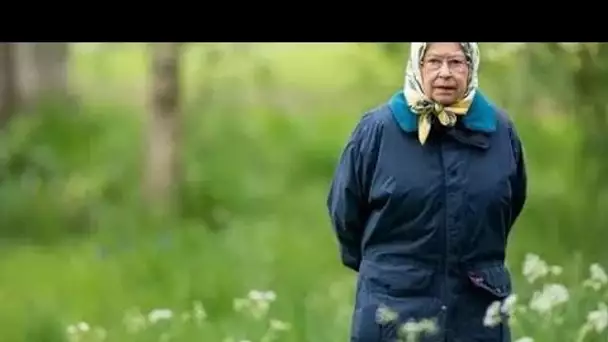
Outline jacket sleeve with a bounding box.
[509,125,527,226]
[326,118,374,272]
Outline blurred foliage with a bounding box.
[0,43,607,342]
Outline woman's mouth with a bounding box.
[434,86,456,93]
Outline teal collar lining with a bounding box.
[388,90,497,133]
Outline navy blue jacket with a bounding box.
[327,90,527,342]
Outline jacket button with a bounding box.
[441,305,447,311]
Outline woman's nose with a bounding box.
[437,62,452,77]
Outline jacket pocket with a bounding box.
[359,260,434,298]
[463,263,513,342]
[467,262,512,299]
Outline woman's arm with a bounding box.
[327,114,378,272]
[327,139,367,271]
[509,124,528,227]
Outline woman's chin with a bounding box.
[431,93,458,106]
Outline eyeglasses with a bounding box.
[421,56,469,73]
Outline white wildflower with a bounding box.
[501,294,518,316]
[398,318,438,342]
[583,281,602,291]
[76,322,90,332]
[375,304,398,325]
[248,290,276,302]
[123,307,147,333]
[148,308,173,324]
[529,283,569,314]
[590,264,608,284]
[65,321,106,342]
[417,318,438,335]
[483,300,502,327]
[269,319,291,331]
[66,321,90,335]
[260,318,292,342]
[193,301,207,323]
[233,298,249,312]
[522,253,549,283]
[401,320,421,342]
[234,289,277,319]
[66,325,78,335]
[586,302,608,333]
[584,263,608,291]
[514,337,534,342]
[549,265,563,276]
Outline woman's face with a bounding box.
[420,43,470,106]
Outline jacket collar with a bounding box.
[388,90,497,134]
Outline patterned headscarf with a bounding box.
[403,42,480,145]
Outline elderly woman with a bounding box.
[327,42,527,342]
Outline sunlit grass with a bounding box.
[6,243,606,342]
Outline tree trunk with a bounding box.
[0,43,18,128]
[574,44,608,187]
[143,43,183,206]
[16,43,69,107]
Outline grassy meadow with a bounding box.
[0,43,606,342]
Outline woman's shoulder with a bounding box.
[491,105,522,141]
[493,107,516,130]
[359,102,394,130]
[348,102,394,149]
[485,103,524,158]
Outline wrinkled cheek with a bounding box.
[461,76,472,93]
[458,87,468,100]
[420,73,434,94]
[422,82,436,99]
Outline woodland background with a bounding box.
[0,43,606,342]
